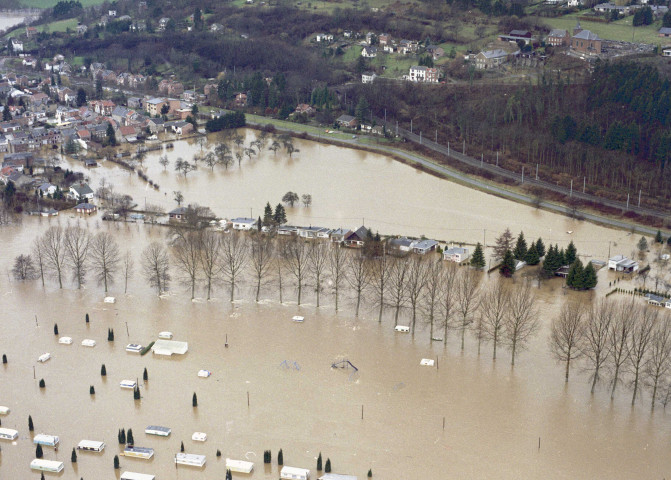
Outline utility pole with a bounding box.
[570,179,573,197]
[410,118,413,133]
[435,129,437,143]
[626,193,630,210]
[419,131,422,144]
[496,151,499,167]
[447,142,450,156]
[583,177,586,194]
[462,140,465,155]
[535,163,538,180]
[481,153,483,167]
[521,166,524,183]
[638,189,641,207]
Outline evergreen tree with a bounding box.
[127,429,134,445]
[114,455,120,469]
[101,364,106,376]
[638,236,648,253]
[317,452,322,471]
[143,367,148,382]
[107,328,114,341]
[524,243,540,266]
[566,258,584,289]
[76,88,87,106]
[226,469,232,480]
[36,443,43,458]
[39,378,45,388]
[565,241,577,265]
[277,449,283,465]
[54,323,58,335]
[325,458,331,473]
[500,249,515,277]
[535,238,546,258]
[263,202,274,225]
[133,386,140,400]
[582,262,598,289]
[273,203,287,225]
[106,123,117,146]
[2,105,11,121]
[71,447,77,463]
[470,242,486,269]
[513,231,527,260]
[119,428,126,444]
[90,385,95,394]
[192,392,198,407]
[542,244,557,276]
[558,247,566,266]
[28,415,34,431]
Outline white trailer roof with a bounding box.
[77,439,105,449]
[120,472,155,480]
[152,339,188,355]
[226,458,254,473]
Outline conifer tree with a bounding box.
[143,367,148,381]
[317,452,322,471]
[558,246,566,266]
[566,258,584,289]
[53,323,58,335]
[119,428,126,444]
[535,238,546,257]
[582,262,598,289]
[325,458,331,473]
[470,242,486,269]
[263,202,274,226]
[114,455,120,469]
[565,241,577,265]
[101,364,106,376]
[513,232,527,260]
[71,447,77,463]
[493,228,514,261]
[524,243,540,265]
[127,429,134,445]
[273,203,287,225]
[36,444,43,458]
[500,249,515,277]
[277,449,283,465]
[28,415,34,431]
[655,230,663,243]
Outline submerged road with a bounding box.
[247,120,662,236]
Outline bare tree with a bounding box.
[550,300,585,382]
[250,235,274,302]
[64,225,90,289]
[438,262,458,346]
[171,228,201,300]
[493,228,514,261]
[203,152,217,171]
[40,226,66,288]
[200,230,223,300]
[456,268,481,349]
[89,232,120,293]
[406,256,428,335]
[275,237,289,304]
[347,251,371,317]
[235,151,243,168]
[31,238,46,287]
[369,251,391,323]
[215,142,233,169]
[388,257,408,326]
[12,254,38,281]
[627,305,656,405]
[284,238,309,305]
[301,194,312,207]
[174,158,196,177]
[159,155,170,170]
[308,241,328,307]
[481,278,509,360]
[142,242,170,296]
[221,232,248,302]
[645,312,671,410]
[504,280,539,365]
[328,242,347,311]
[581,299,614,394]
[422,259,443,341]
[122,250,134,294]
[608,300,635,400]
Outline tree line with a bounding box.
[551,297,671,408]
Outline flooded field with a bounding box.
[0,134,668,479]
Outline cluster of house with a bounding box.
[645,293,671,309]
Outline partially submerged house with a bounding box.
[608,255,639,273]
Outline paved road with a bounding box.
[248,120,662,236]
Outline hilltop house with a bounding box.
[547,29,570,47]
[475,49,508,69]
[571,30,602,54]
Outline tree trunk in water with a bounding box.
[207,280,212,301]
[297,281,301,306]
[316,281,320,308]
[230,282,234,302]
[460,323,465,350]
[378,293,383,323]
[590,366,599,394]
[511,340,517,366]
[651,379,658,410]
[611,366,620,399]
[355,293,361,317]
[394,305,400,326]
[631,371,639,406]
[255,279,261,303]
[278,266,283,304]
[565,357,570,383]
[334,287,338,311]
[493,331,497,360]
[191,280,195,300]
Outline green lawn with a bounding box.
[245,113,354,140]
[37,18,78,33]
[546,13,664,45]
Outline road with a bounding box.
[247,119,663,236]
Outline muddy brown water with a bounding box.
[0,133,667,479]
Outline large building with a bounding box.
[571,30,602,55]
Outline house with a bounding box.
[169,206,188,221]
[158,17,171,31]
[475,49,508,69]
[145,98,167,116]
[37,182,57,196]
[659,27,671,38]
[547,29,570,47]
[344,226,368,248]
[278,225,298,236]
[663,47,671,57]
[89,100,116,116]
[25,26,37,38]
[336,115,357,128]
[210,23,224,33]
[315,33,334,42]
[398,39,418,54]
[235,93,247,107]
[76,24,88,35]
[571,29,602,54]
[231,217,258,230]
[361,46,378,58]
[411,239,438,255]
[318,474,358,480]
[645,293,667,307]
[499,30,533,45]
[608,255,639,273]
[388,237,413,253]
[426,45,444,59]
[75,202,97,214]
[666,299,671,309]
[131,20,147,31]
[9,38,23,53]
[443,247,470,263]
[594,2,628,14]
[378,33,391,45]
[408,66,439,83]
[170,121,193,135]
[330,228,350,243]
[295,104,315,115]
[297,226,331,239]
[361,72,377,84]
[69,183,94,201]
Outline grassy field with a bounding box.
[245,113,355,140]
[36,17,78,33]
[546,13,664,45]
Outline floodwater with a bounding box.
[0,15,26,32]
[0,134,667,479]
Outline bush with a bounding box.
[317,452,322,470]
[118,428,126,444]
[39,379,45,388]
[127,428,134,445]
[368,468,372,477]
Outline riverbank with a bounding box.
[244,117,666,237]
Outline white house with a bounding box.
[37,182,57,196]
[361,72,377,84]
[410,239,438,255]
[443,247,470,263]
[608,255,639,273]
[69,183,94,201]
[9,38,23,53]
[297,226,331,239]
[315,33,334,42]
[231,217,258,230]
[361,46,377,58]
[665,299,671,309]
[408,66,439,83]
